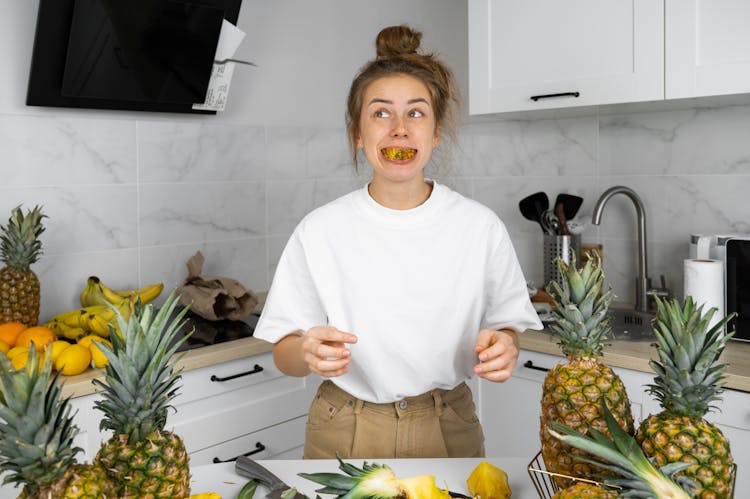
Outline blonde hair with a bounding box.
[346,25,461,173]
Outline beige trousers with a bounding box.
[303,380,485,459]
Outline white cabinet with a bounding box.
[468,0,664,114]
[666,0,750,99]
[479,349,650,458]
[65,352,320,464]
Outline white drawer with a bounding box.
[177,352,282,405]
[188,415,307,466]
[168,374,316,454]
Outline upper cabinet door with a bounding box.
[666,0,750,99]
[468,0,664,115]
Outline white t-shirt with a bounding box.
[254,181,542,403]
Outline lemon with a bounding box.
[0,340,9,354]
[10,351,28,370]
[48,340,73,363]
[87,337,112,368]
[7,345,29,360]
[54,344,91,375]
[77,334,105,348]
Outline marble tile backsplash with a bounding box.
[1,102,749,321]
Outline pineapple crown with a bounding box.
[92,290,191,443]
[548,401,696,498]
[0,346,82,493]
[546,252,613,359]
[299,454,403,498]
[0,204,46,270]
[647,296,735,418]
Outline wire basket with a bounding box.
[527,449,737,499]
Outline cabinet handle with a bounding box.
[210,364,263,382]
[530,91,580,101]
[212,442,266,463]
[523,360,550,372]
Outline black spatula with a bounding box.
[519,191,549,233]
[554,193,583,220]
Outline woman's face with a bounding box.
[356,74,440,185]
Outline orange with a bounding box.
[0,340,9,354]
[54,344,91,376]
[15,326,56,350]
[0,322,27,347]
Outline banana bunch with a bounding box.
[45,277,164,341]
[79,275,164,308]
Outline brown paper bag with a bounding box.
[177,251,259,321]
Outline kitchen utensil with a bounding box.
[554,202,570,235]
[541,209,560,235]
[519,192,549,233]
[554,193,583,220]
[235,456,307,499]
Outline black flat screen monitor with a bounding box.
[26,0,243,114]
[725,238,750,342]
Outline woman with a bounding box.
[254,25,542,459]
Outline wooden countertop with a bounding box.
[59,329,750,399]
[59,337,273,399]
[520,329,750,393]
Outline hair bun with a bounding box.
[375,25,422,58]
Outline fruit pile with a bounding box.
[541,253,735,499]
[0,292,192,498]
[0,276,163,376]
[45,276,163,341]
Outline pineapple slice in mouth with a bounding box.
[382,147,417,161]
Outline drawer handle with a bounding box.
[523,360,551,372]
[530,91,580,102]
[210,364,264,382]
[212,442,266,463]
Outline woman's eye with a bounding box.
[374,109,390,118]
[409,109,424,118]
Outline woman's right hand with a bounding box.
[301,326,358,378]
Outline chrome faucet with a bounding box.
[591,186,649,312]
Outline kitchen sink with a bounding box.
[607,308,656,341]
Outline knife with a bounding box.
[235,456,308,499]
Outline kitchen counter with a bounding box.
[520,329,750,392]
[59,327,750,399]
[59,336,273,399]
[190,457,535,498]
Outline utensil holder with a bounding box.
[543,234,581,288]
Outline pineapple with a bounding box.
[552,482,618,499]
[0,205,46,326]
[541,252,635,486]
[92,291,192,498]
[548,401,696,499]
[0,346,115,498]
[299,455,452,498]
[635,296,735,499]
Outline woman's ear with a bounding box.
[432,127,441,148]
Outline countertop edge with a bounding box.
[60,337,273,399]
[60,329,750,398]
[519,329,750,393]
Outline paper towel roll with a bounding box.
[683,259,724,330]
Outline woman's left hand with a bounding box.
[473,329,520,382]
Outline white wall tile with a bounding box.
[138,121,266,182]
[139,182,265,246]
[0,115,136,184]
